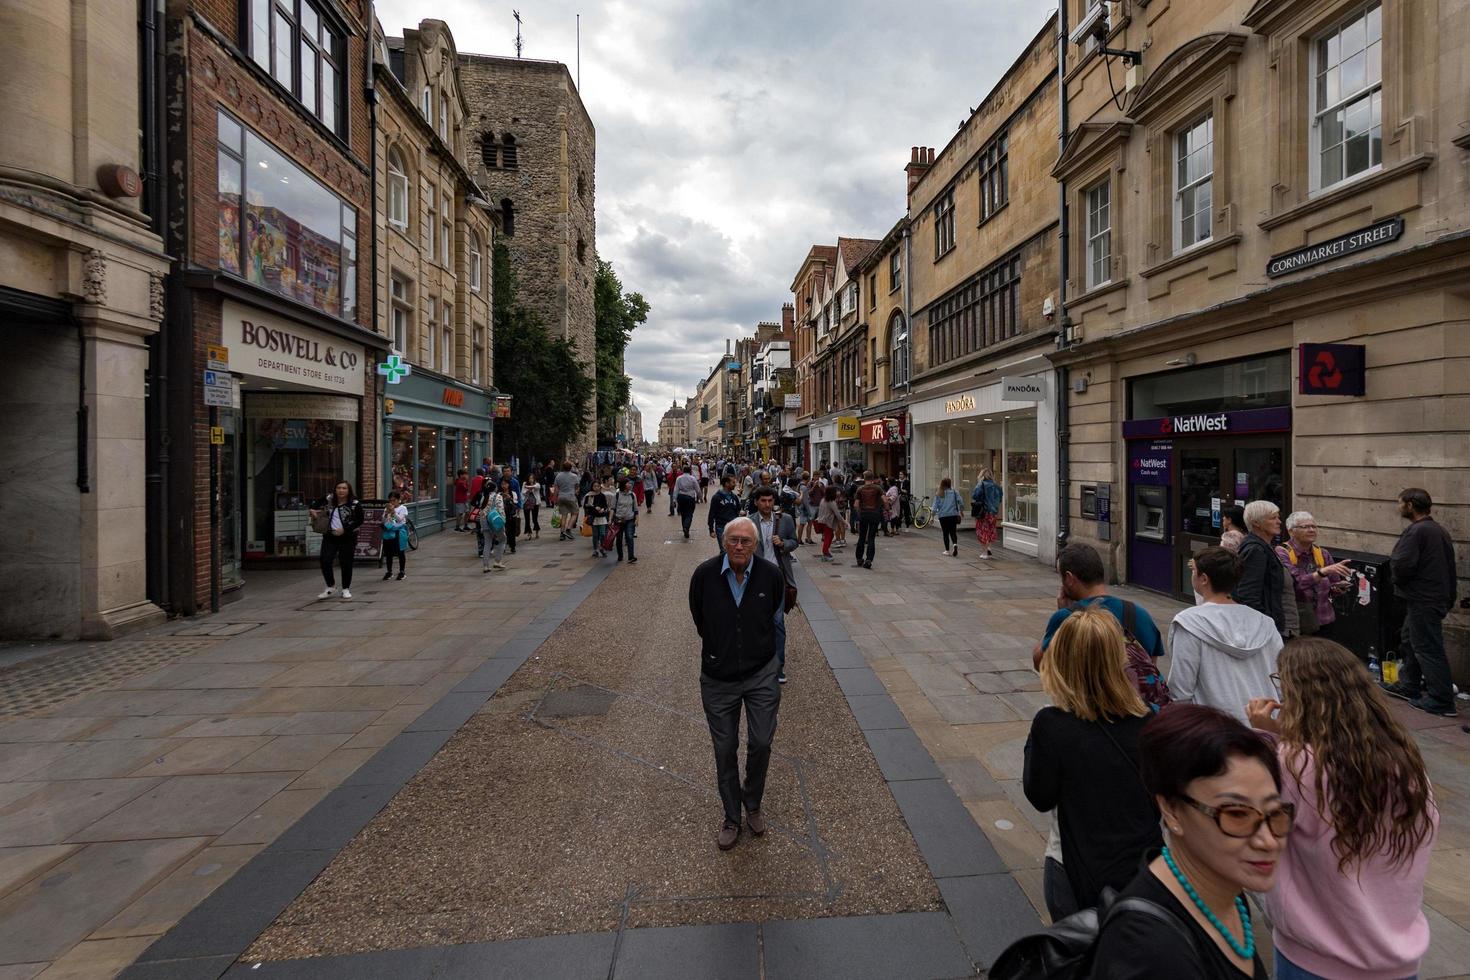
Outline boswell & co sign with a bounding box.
[1265,217,1403,278]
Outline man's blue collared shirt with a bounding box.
[721,554,749,607]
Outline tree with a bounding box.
[594,258,649,442]
[491,242,593,461]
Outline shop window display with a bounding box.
[1004,416,1039,528]
[245,412,356,557]
[389,422,441,504]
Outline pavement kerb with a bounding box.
[122,549,1040,980]
[120,558,620,980]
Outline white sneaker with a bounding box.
[341,589,353,599]
[317,587,336,599]
[940,550,951,557]
[492,562,507,570]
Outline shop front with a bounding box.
[1122,353,1292,601]
[383,371,494,534]
[909,372,1055,559]
[860,413,909,478]
[220,300,368,579]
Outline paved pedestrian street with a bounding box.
[2,509,1469,979]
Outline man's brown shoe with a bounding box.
[717,820,740,851]
[747,810,766,836]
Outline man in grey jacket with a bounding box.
[1169,547,1282,724]
[750,486,799,684]
[1382,488,1459,717]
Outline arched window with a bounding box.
[468,230,482,291]
[889,312,909,388]
[576,236,586,265]
[420,86,431,120]
[501,134,518,168]
[500,198,515,237]
[386,147,408,229]
[480,133,498,169]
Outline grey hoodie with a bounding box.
[1167,602,1283,724]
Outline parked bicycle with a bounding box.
[911,495,932,529]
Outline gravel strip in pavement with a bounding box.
[247,509,940,960]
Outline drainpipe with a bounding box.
[366,30,380,496]
[141,0,169,606]
[902,221,913,475]
[1055,8,1072,553]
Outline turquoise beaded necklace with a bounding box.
[1161,845,1254,960]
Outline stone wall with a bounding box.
[457,53,597,455]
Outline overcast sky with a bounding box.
[376,0,1054,432]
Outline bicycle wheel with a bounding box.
[912,508,930,530]
[407,519,420,550]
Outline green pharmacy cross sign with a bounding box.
[377,354,412,384]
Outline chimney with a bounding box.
[781,302,794,336]
[906,146,935,196]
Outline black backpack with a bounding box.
[989,890,1202,980]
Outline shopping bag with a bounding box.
[601,521,620,552]
[580,522,594,538]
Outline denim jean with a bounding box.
[479,528,506,568]
[616,518,636,560]
[1400,601,1453,706]
[856,513,882,564]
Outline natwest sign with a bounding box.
[221,301,365,396]
[1160,413,1228,435]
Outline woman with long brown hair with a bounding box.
[1024,606,1162,919]
[1247,637,1437,980]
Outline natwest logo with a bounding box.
[1162,413,1228,435]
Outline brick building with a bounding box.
[0,0,172,637]
[163,0,385,611]
[1050,0,1469,666]
[457,53,598,458]
[376,19,497,537]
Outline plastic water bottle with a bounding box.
[1367,646,1382,683]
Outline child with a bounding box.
[583,479,610,557]
[381,491,409,580]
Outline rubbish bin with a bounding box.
[1322,549,1403,662]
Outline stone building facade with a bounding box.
[851,219,912,478]
[457,53,597,457]
[0,0,172,638]
[376,19,496,535]
[163,0,385,612]
[1051,0,1469,667]
[657,401,687,447]
[905,15,1062,561]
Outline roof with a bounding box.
[837,237,881,275]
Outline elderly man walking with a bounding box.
[689,517,785,850]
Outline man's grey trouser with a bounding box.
[699,656,781,825]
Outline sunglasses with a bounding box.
[1181,795,1295,839]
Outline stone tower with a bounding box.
[457,52,597,457]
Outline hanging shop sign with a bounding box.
[836,416,860,440]
[1299,343,1366,396]
[377,354,411,384]
[1123,406,1292,440]
[221,301,364,396]
[493,395,512,419]
[1265,217,1403,278]
[1001,376,1046,402]
[784,393,802,409]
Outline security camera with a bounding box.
[1069,2,1109,45]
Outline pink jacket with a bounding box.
[1263,742,1437,980]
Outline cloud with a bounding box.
[374,0,1053,429]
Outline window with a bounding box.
[889,313,909,387]
[215,110,356,317]
[472,325,484,384]
[441,193,452,268]
[1312,3,1382,190]
[425,297,435,366]
[387,147,408,229]
[1173,115,1213,250]
[481,134,499,169]
[501,134,518,168]
[438,92,448,141]
[1085,179,1111,289]
[247,0,343,133]
[421,86,431,121]
[468,231,482,291]
[926,253,1021,368]
[390,275,410,352]
[978,130,1009,221]
[577,237,586,264]
[500,198,515,237]
[425,184,436,260]
[868,274,877,311]
[889,250,901,293]
[441,303,453,374]
[934,189,956,259]
[846,282,858,314]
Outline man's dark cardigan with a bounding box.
[688,553,783,682]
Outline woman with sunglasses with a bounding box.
[1247,638,1437,980]
[1092,704,1288,979]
